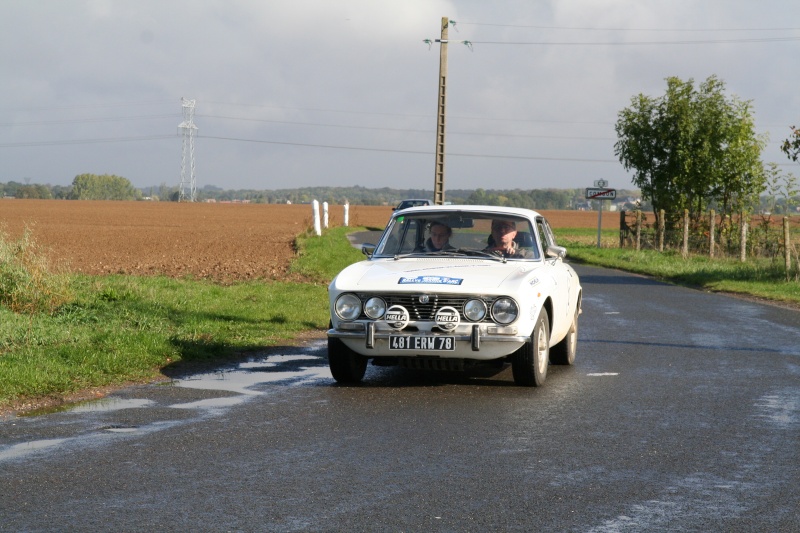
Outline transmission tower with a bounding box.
[178,97,198,202]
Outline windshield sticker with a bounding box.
[399,276,463,285]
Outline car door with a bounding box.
[536,217,575,338]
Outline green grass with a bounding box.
[0,226,72,314]
[555,229,800,307]
[291,226,366,282]
[0,227,368,411]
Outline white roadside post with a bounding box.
[323,202,329,229]
[585,180,616,248]
[343,202,349,227]
[312,200,321,236]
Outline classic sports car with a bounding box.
[327,205,582,387]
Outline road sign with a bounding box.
[585,188,617,200]
[594,179,608,188]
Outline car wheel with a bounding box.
[511,310,549,387]
[550,305,578,365]
[328,337,368,384]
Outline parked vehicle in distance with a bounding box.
[393,199,432,211]
[327,205,582,387]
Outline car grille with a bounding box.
[357,293,495,323]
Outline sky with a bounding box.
[1,0,799,194]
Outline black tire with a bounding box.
[550,305,579,366]
[511,310,549,387]
[328,337,368,384]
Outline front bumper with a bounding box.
[328,321,529,360]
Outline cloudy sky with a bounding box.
[1,0,799,194]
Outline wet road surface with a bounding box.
[1,264,799,531]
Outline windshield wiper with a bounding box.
[450,248,507,263]
[389,249,506,263]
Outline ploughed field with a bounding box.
[1,200,606,282]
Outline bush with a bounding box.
[0,226,72,314]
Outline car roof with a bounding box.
[393,204,543,219]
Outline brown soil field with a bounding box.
[1,200,608,282]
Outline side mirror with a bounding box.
[362,244,376,258]
[546,245,567,260]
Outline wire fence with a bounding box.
[619,209,800,280]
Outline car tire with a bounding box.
[550,305,578,365]
[328,337,368,384]
[511,310,549,387]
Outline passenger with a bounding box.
[423,222,455,252]
[485,219,534,258]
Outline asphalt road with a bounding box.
[1,264,799,532]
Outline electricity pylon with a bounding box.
[178,97,197,202]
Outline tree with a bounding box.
[615,76,766,230]
[781,126,800,162]
[68,173,141,200]
[16,184,53,199]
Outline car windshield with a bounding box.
[373,211,541,261]
[396,200,429,210]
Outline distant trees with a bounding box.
[15,184,53,199]
[615,75,766,229]
[464,188,579,210]
[68,173,141,201]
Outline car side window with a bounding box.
[536,218,552,253]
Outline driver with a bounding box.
[485,219,534,258]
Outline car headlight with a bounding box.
[334,293,362,321]
[464,298,487,321]
[363,297,387,319]
[491,297,518,325]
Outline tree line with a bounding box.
[1,177,637,210]
[2,174,141,201]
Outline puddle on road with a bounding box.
[69,398,156,413]
[0,343,332,462]
[754,390,799,429]
[170,352,329,404]
[0,438,67,461]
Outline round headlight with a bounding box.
[334,293,362,321]
[464,298,487,321]
[364,297,387,319]
[491,297,518,325]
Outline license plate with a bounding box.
[389,335,455,351]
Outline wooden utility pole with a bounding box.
[433,17,448,205]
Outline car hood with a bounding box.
[332,258,544,292]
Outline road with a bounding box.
[1,264,799,532]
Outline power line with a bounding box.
[461,36,800,46]
[2,110,791,132]
[0,114,179,127]
[435,19,800,47]
[0,135,174,147]
[197,115,611,140]
[199,134,619,163]
[455,21,800,32]
[0,132,793,166]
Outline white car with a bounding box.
[327,205,582,386]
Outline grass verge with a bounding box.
[0,227,366,413]
[556,229,800,308]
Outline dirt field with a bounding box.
[1,200,607,282]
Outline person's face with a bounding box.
[430,224,450,249]
[491,220,517,247]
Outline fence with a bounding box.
[619,209,800,279]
